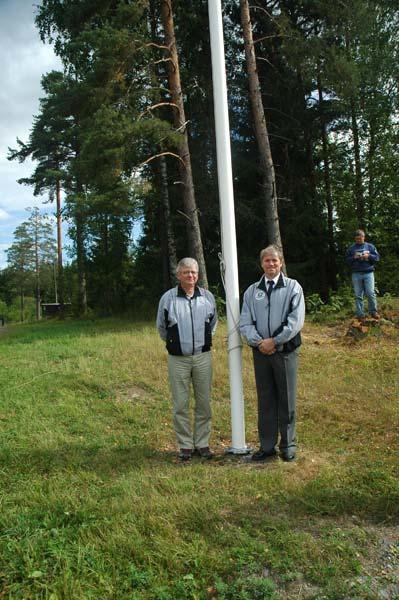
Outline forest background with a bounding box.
[1,0,398,320]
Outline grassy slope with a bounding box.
[0,317,398,599]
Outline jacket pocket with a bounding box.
[166,324,183,355]
[202,320,212,352]
[272,323,302,353]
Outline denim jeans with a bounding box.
[351,271,378,317]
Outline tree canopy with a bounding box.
[4,0,399,317]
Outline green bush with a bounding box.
[305,288,353,322]
[0,297,36,323]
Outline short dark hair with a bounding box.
[355,229,365,237]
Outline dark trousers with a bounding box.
[252,348,298,453]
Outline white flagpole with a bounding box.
[208,0,248,453]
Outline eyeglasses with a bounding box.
[181,270,198,275]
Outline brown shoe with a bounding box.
[196,447,214,459]
[370,312,380,319]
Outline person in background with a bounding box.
[240,246,305,462]
[345,229,380,320]
[156,258,217,461]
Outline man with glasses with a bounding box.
[157,258,217,461]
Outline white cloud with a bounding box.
[0,0,62,271]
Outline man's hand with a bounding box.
[258,338,276,355]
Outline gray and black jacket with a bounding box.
[240,273,305,352]
[156,285,217,356]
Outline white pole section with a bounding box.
[208,0,248,453]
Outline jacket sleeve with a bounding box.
[156,293,168,341]
[345,245,356,266]
[367,244,380,263]
[273,285,305,346]
[239,287,263,347]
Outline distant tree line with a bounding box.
[2,208,56,321]
[2,0,399,318]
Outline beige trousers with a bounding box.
[167,352,212,449]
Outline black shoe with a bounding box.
[179,449,192,461]
[250,449,277,462]
[195,447,214,459]
[280,452,295,462]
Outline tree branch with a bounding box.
[249,5,280,27]
[253,34,285,44]
[139,152,185,168]
[136,41,170,52]
[139,102,179,119]
[177,209,192,223]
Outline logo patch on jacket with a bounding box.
[255,290,266,300]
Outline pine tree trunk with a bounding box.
[345,33,365,228]
[317,74,337,291]
[149,1,177,289]
[367,118,376,224]
[240,0,284,262]
[350,99,365,229]
[103,217,112,314]
[75,195,87,316]
[297,69,329,300]
[20,288,25,323]
[160,0,208,288]
[56,179,65,309]
[34,217,41,320]
[158,156,177,288]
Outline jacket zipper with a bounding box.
[189,298,195,355]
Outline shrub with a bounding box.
[305,288,353,322]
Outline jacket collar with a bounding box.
[257,272,285,292]
[177,285,201,298]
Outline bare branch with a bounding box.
[154,57,174,66]
[175,120,190,133]
[268,132,292,142]
[249,5,280,27]
[140,152,185,168]
[12,372,57,389]
[253,34,284,44]
[177,209,192,223]
[256,56,275,69]
[139,102,179,119]
[136,41,170,52]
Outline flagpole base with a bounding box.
[225,446,252,455]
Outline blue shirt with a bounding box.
[345,242,380,273]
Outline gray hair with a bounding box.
[176,257,198,274]
[259,245,283,263]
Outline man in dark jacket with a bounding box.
[240,245,305,462]
[345,229,380,319]
[156,258,217,461]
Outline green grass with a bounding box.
[0,316,398,599]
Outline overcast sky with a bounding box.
[0,0,62,268]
